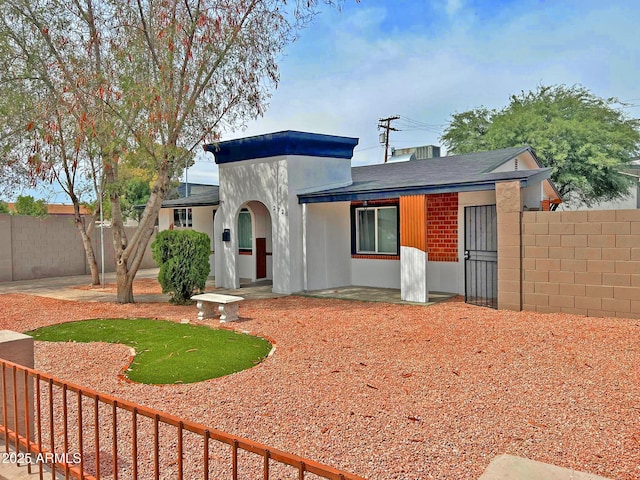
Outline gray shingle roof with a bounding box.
[160,146,557,207]
[161,186,219,208]
[298,146,554,203]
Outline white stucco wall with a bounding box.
[427,261,459,294]
[215,157,284,290]
[287,156,353,194]
[490,152,539,173]
[238,253,254,280]
[215,154,352,294]
[522,181,543,211]
[351,258,401,289]
[305,202,351,291]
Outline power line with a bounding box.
[354,144,383,152]
[396,115,444,134]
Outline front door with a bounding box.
[256,237,267,279]
[464,205,498,308]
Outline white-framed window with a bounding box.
[238,209,252,251]
[355,205,398,254]
[173,208,192,228]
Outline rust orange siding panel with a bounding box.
[400,195,427,252]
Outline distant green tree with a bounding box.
[441,85,640,207]
[0,201,9,214]
[120,179,151,224]
[151,230,211,305]
[14,195,48,217]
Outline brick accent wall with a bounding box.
[522,209,640,319]
[426,193,458,262]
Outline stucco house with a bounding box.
[158,130,560,307]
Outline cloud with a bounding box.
[444,0,464,17]
[188,0,640,184]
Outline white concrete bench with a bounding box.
[191,293,244,322]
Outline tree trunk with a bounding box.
[116,260,135,303]
[72,201,100,285]
[110,147,172,303]
[78,221,101,285]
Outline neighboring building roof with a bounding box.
[6,203,92,215]
[161,186,220,208]
[204,130,359,164]
[299,146,555,203]
[175,182,218,198]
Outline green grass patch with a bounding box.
[27,319,272,385]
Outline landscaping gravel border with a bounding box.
[1,293,638,479]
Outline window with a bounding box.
[355,205,398,254]
[238,209,252,251]
[173,208,192,228]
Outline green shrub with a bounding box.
[151,229,211,304]
[14,195,48,216]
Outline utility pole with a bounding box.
[378,115,400,163]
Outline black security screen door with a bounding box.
[464,205,498,309]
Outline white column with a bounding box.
[400,247,429,303]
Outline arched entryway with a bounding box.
[236,201,272,283]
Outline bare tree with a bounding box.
[0,0,339,302]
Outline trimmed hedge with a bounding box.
[151,229,211,304]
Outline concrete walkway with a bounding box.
[479,454,612,480]
[0,269,457,305]
[0,268,169,302]
[0,269,283,303]
[0,459,52,480]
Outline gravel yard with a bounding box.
[0,290,638,479]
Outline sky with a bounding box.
[20,0,640,200]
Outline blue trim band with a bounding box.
[205,130,359,164]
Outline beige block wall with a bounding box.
[496,181,522,311]
[0,214,157,282]
[11,215,86,280]
[0,215,12,282]
[522,209,640,319]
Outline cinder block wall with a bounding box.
[10,215,86,280]
[0,214,157,282]
[496,181,523,311]
[0,215,13,282]
[522,209,640,319]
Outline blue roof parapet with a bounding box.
[204,130,359,164]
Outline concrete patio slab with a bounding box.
[300,286,457,305]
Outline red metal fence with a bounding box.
[1,358,365,480]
